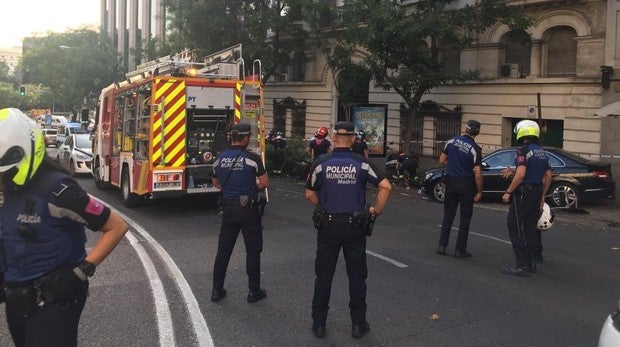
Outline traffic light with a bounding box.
[19,86,26,96]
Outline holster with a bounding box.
[364,213,376,237]
[312,207,329,230]
[4,285,40,318]
[257,195,267,218]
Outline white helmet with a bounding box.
[537,203,556,231]
[0,108,46,186]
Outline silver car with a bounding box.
[57,133,93,176]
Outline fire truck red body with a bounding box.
[92,47,266,206]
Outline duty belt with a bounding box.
[222,195,257,208]
[327,213,354,224]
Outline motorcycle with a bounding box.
[384,143,421,188]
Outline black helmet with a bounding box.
[465,120,481,136]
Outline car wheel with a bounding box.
[69,159,76,177]
[121,167,140,207]
[431,180,446,203]
[548,182,579,208]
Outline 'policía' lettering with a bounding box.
[16,214,41,224]
[325,165,357,183]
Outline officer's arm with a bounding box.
[474,164,483,189]
[256,173,269,191]
[439,152,448,166]
[305,189,319,207]
[371,178,392,216]
[85,212,129,266]
[212,177,221,189]
[502,165,526,203]
[305,147,313,158]
[541,169,552,205]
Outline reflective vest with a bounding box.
[0,168,87,282]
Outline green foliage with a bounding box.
[19,28,121,110]
[264,137,308,176]
[161,0,312,83]
[320,0,531,152]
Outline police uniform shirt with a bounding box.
[0,168,111,281]
[443,135,482,177]
[212,145,266,199]
[306,149,385,214]
[309,138,332,159]
[514,143,550,185]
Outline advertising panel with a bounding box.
[350,104,388,157]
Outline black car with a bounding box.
[420,147,616,208]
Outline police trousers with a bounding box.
[312,219,367,326]
[439,176,475,251]
[5,283,87,347]
[507,185,543,266]
[213,202,263,291]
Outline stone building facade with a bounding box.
[262,0,620,162]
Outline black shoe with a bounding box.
[533,254,543,263]
[454,250,472,258]
[501,264,530,276]
[528,263,537,273]
[247,288,267,303]
[352,321,370,338]
[211,288,227,302]
[311,324,326,338]
[436,246,447,255]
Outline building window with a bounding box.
[501,30,531,76]
[546,26,577,76]
[439,46,460,76]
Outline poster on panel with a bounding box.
[350,104,387,157]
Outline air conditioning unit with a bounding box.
[500,63,520,78]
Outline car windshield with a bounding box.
[69,127,88,135]
[44,129,57,135]
[74,135,92,148]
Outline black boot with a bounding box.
[501,251,530,276]
[211,281,226,302]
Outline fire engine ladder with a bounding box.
[236,57,268,202]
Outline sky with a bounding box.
[2,0,100,48]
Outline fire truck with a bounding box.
[92,45,267,206]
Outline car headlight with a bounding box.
[74,153,91,161]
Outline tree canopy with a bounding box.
[314,0,531,152]
[162,0,312,83]
[19,28,121,111]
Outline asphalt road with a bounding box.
[0,172,618,346]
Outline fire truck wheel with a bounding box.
[121,167,140,207]
[93,158,109,190]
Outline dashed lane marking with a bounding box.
[446,226,512,245]
[366,250,408,268]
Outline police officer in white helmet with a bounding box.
[500,120,552,276]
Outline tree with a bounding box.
[162,0,312,83]
[317,0,531,153]
[19,28,121,111]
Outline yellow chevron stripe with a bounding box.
[163,126,186,161]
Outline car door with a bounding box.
[481,149,517,194]
[61,136,73,166]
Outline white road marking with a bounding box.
[100,201,214,347]
[366,250,408,268]
[124,232,175,347]
[447,226,511,245]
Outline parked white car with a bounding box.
[598,298,620,347]
[56,133,93,176]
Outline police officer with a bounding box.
[305,121,392,339]
[306,126,332,159]
[211,122,269,303]
[436,119,483,258]
[269,131,287,174]
[351,130,369,158]
[500,120,552,276]
[0,108,128,346]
